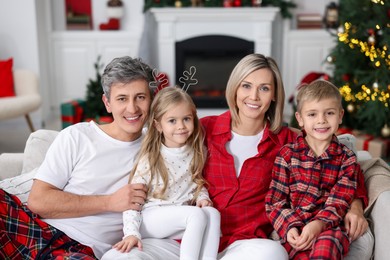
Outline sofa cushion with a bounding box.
[337,133,357,155]
[0,58,16,97]
[22,129,59,174]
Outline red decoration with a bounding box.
[342,74,350,82]
[0,58,15,97]
[233,0,242,7]
[288,72,329,104]
[154,72,170,94]
[99,18,120,30]
[223,0,233,7]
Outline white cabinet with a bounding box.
[49,32,140,112]
[282,29,335,119]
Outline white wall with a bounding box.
[0,0,42,128]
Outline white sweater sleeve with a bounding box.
[196,186,211,203]
[122,156,151,240]
[122,209,142,240]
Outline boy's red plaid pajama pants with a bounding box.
[0,189,96,259]
[284,227,350,260]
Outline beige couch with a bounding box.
[0,129,389,259]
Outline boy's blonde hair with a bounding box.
[296,79,343,113]
[129,87,207,202]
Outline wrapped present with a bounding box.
[84,116,113,125]
[61,99,86,129]
[97,116,113,124]
[355,134,390,158]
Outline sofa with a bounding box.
[0,129,389,259]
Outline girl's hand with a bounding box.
[113,235,142,253]
[196,199,213,207]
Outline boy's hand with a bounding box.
[196,199,213,207]
[113,235,142,253]
[295,220,324,251]
[287,227,300,249]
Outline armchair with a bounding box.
[0,69,42,132]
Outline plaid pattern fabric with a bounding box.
[200,111,296,252]
[0,189,96,259]
[266,133,360,241]
[285,228,349,259]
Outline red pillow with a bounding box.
[0,58,16,97]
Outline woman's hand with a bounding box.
[344,199,369,241]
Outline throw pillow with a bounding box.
[0,58,16,97]
[0,168,37,204]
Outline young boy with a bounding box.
[265,79,367,260]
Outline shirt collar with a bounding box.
[296,130,343,157]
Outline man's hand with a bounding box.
[344,199,368,241]
[113,235,142,253]
[108,183,147,212]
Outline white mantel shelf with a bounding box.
[149,7,280,21]
[146,7,282,83]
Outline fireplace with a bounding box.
[143,7,282,110]
[176,35,254,108]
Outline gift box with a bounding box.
[355,134,390,158]
[61,99,86,129]
[84,115,113,125]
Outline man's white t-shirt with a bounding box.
[34,121,143,258]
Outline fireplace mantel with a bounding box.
[145,7,282,84]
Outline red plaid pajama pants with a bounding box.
[284,227,350,260]
[0,189,97,259]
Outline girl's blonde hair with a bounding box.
[129,87,207,202]
[225,53,285,133]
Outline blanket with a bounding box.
[360,157,390,216]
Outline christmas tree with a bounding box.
[328,0,390,137]
[84,56,111,119]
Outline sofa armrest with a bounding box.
[0,153,24,180]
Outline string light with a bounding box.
[338,22,390,68]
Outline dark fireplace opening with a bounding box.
[176,35,254,108]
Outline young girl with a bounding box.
[112,86,220,260]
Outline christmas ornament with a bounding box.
[347,103,355,113]
[373,81,379,89]
[381,124,390,138]
[326,55,334,63]
[252,0,262,7]
[368,35,376,45]
[337,25,344,34]
[342,74,350,82]
[175,0,182,7]
[233,0,242,6]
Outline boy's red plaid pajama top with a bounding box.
[0,189,96,259]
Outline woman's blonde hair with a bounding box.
[129,87,207,202]
[225,53,285,133]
